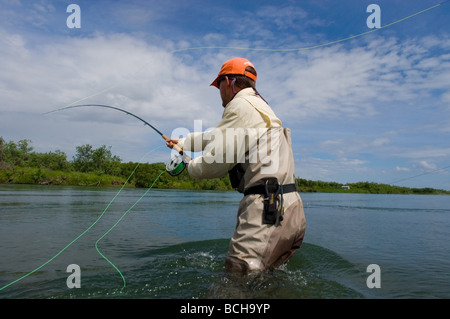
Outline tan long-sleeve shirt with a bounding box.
[177,87,295,192]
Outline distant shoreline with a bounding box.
[2,138,448,195]
[1,166,449,195]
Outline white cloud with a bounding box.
[315,136,391,159]
[0,29,224,161]
[442,92,450,104]
[371,138,390,147]
[254,35,450,122]
[5,28,448,168]
[391,146,450,160]
[0,29,220,119]
[1,1,449,189]
[295,156,367,182]
[417,160,438,171]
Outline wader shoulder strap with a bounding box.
[241,96,272,128]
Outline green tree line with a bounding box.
[295,178,449,195]
[1,137,449,194]
[0,137,231,190]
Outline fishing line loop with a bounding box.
[0,146,164,292]
[95,170,165,292]
[49,1,449,109]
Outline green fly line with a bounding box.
[3,1,447,293]
[95,170,165,292]
[0,146,164,292]
[59,1,448,108]
[171,1,447,53]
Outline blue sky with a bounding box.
[1,0,449,190]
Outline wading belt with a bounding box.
[244,182,297,225]
[244,183,297,196]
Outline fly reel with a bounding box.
[166,153,188,176]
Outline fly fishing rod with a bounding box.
[43,104,189,176]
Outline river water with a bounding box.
[0,184,449,299]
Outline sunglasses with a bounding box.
[216,76,226,87]
[217,76,235,87]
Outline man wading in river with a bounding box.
[167,57,306,273]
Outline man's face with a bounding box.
[218,76,233,107]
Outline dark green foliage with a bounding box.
[1,137,449,194]
[296,178,450,195]
[72,144,121,175]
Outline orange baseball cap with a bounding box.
[210,57,257,88]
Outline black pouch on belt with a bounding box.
[263,180,283,225]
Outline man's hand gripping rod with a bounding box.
[162,135,190,176]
